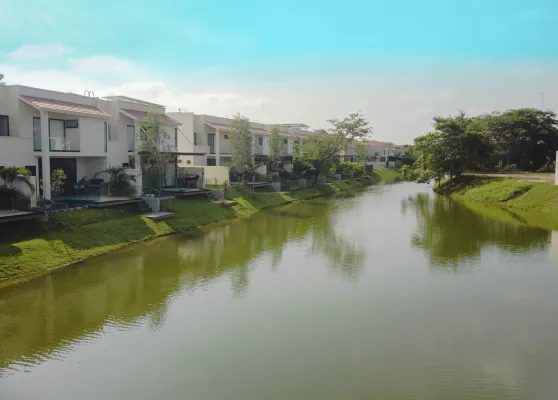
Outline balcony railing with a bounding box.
[50,137,80,152]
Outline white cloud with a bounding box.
[1,59,557,144]
[71,56,137,74]
[8,44,73,60]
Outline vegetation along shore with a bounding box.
[404,107,558,230]
[0,169,402,286]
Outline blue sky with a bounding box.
[1,0,557,142]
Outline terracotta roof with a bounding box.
[205,122,270,135]
[121,109,181,126]
[20,95,111,117]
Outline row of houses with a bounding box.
[0,83,407,200]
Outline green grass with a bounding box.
[0,169,403,284]
[438,176,558,230]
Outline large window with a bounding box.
[49,119,65,151]
[33,117,41,151]
[127,125,135,152]
[0,115,9,136]
[104,122,108,152]
[208,133,215,154]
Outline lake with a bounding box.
[1,182,558,399]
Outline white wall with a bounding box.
[76,157,107,180]
[204,166,229,185]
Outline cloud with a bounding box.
[71,56,138,74]
[1,59,557,144]
[8,44,73,60]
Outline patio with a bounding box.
[0,210,42,224]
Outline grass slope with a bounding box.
[437,176,558,230]
[0,170,402,284]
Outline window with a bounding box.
[128,155,136,169]
[207,158,216,166]
[284,138,288,144]
[104,122,108,152]
[208,133,215,154]
[0,115,9,136]
[127,125,135,152]
[65,120,78,129]
[49,119,65,151]
[224,134,229,140]
[258,136,263,146]
[33,117,41,151]
[193,132,197,146]
[174,127,178,147]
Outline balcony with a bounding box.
[33,131,80,152]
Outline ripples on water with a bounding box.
[1,183,558,399]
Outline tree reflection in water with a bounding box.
[0,198,364,370]
[404,193,550,269]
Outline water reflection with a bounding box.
[0,199,363,371]
[405,193,550,269]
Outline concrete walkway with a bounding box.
[473,173,555,183]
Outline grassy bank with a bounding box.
[435,175,558,230]
[0,168,402,285]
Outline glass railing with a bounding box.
[49,137,80,151]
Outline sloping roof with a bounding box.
[361,139,403,147]
[20,95,111,117]
[205,122,270,135]
[121,109,181,125]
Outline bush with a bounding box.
[536,163,555,173]
[333,162,365,178]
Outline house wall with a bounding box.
[76,157,107,180]
[204,166,229,185]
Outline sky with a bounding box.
[0,0,557,144]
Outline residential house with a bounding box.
[0,84,180,199]
[100,96,181,191]
[0,84,113,199]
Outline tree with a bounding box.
[412,112,491,184]
[294,112,372,185]
[373,152,380,162]
[268,125,283,172]
[136,112,177,190]
[480,108,558,170]
[0,166,35,194]
[50,169,66,197]
[229,113,253,182]
[354,141,368,162]
[98,166,137,196]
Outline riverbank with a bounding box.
[435,175,558,230]
[0,169,402,286]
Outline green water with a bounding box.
[2,183,558,399]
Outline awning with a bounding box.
[120,109,181,126]
[20,95,111,118]
[205,122,270,135]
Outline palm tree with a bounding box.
[97,167,136,196]
[0,166,35,194]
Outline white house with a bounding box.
[0,84,180,199]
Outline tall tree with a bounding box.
[412,112,491,183]
[294,112,372,184]
[481,108,558,170]
[268,125,283,172]
[229,113,253,182]
[354,141,369,162]
[136,112,177,190]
